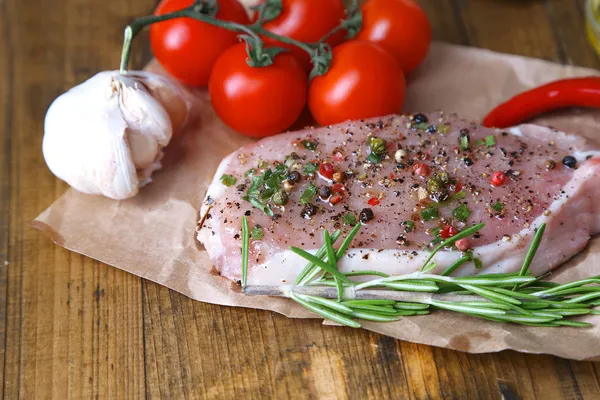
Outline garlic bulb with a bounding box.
[43,70,190,200]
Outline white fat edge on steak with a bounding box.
[197,125,600,286]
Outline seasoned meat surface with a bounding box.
[197,113,600,285]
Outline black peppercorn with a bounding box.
[288,171,302,183]
[319,186,331,200]
[562,155,577,169]
[425,125,437,134]
[463,157,474,167]
[301,204,317,218]
[359,208,374,223]
[413,113,427,124]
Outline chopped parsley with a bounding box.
[342,213,358,226]
[459,134,470,150]
[244,168,256,177]
[475,139,485,147]
[300,182,318,205]
[220,174,236,187]
[402,220,415,232]
[452,204,472,222]
[302,139,319,151]
[242,165,290,216]
[491,202,504,212]
[413,122,428,130]
[251,225,264,240]
[485,135,496,147]
[303,162,318,176]
[421,206,439,221]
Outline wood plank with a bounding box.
[0,0,11,397]
[1,0,152,397]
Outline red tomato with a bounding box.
[260,0,347,71]
[356,0,431,74]
[308,41,405,126]
[209,44,308,137]
[150,0,250,86]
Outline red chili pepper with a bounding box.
[482,77,600,128]
[440,225,458,239]
[454,182,463,193]
[412,163,431,177]
[319,163,335,180]
[455,238,471,251]
[491,171,506,187]
[333,152,344,162]
[330,195,342,205]
[367,198,380,206]
[389,172,395,179]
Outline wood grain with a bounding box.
[1,0,600,398]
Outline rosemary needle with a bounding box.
[291,246,352,284]
[518,223,546,277]
[241,216,249,287]
[324,230,344,302]
[290,293,360,328]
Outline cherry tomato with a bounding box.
[209,44,308,137]
[260,0,347,71]
[150,0,250,86]
[309,41,405,126]
[356,0,431,74]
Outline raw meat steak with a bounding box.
[197,113,600,286]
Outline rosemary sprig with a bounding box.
[243,216,598,329]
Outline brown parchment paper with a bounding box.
[33,42,600,361]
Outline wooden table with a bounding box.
[2,0,600,398]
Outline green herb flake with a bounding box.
[244,168,256,177]
[437,124,450,134]
[474,257,483,268]
[452,204,472,222]
[485,135,496,147]
[459,135,470,150]
[257,158,268,169]
[475,139,485,146]
[302,139,318,151]
[402,220,415,232]
[431,227,442,236]
[413,122,428,130]
[366,153,382,164]
[251,225,264,240]
[300,183,318,205]
[303,162,318,176]
[485,135,497,147]
[342,213,358,226]
[220,174,236,187]
[491,202,504,212]
[421,207,439,221]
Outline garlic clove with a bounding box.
[43,70,185,200]
[128,70,191,134]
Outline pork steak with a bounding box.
[197,113,600,286]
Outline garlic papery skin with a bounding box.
[43,70,189,200]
